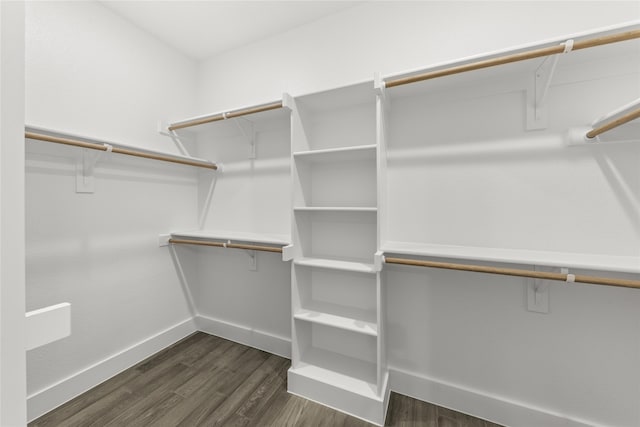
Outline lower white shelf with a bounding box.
[293,347,378,399]
[294,307,378,336]
[294,257,376,274]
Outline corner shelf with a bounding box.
[381,241,640,274]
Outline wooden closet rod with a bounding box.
[168,101,284,131]
[586,107,640,139]
[385,28,640,88]
[25,132,217,170]
[384,257,640,289]
[169,238,283,253]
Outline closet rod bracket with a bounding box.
[232,117,256,159]
[158,119,193,157]
[76,147,109,193]
[526,265,550,314]
[245,249,257,271]
[526,53,560,130]
[527,40,573,130]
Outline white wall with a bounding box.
[196,2,640,426]
[197,1,640,110]
[25,1,201,420]
[26,0,198,153]
[186,109,292,357]
[1,2,27,425]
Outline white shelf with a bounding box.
[293,144,376,163]
[294,206,377,213]
[171,230,290,246]
[294,257,377,274]
[169,99,289,133]
[383,21,640,99]
[292,347,378,399]
[294,307,377,337]
[381,241,640,274]
[25,125,215,168]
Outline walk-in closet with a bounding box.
[1,1,639,426]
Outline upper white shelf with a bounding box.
[382,21,640,98]
[293,144,376,163]
[171,230,290,246]
[381,241,640,274]
[25,125,216,170]
[168,98,290,133]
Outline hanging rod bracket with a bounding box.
[526,265,550,314]
[157,119,193,157]
[232,117,256,159]
[245,249,257,271]
[76,147,108,193]
[526,52,561,130]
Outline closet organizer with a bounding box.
[24,20,640,427]
[24,126,217,353]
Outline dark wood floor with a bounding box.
[30,332,503,427]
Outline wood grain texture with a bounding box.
[25,132,217,170]
[29,332,503,427]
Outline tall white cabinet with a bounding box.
[287,82,390,425]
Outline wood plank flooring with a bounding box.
[30,332,503,427]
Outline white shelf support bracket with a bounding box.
[526,55,559,130]
[282,244,294,262]
[76,147,108,193]
[527,265,550,314]
[232,117,256,159]
[157,120,191,157]
[526,40,571,130]
[374,251,385,272]
[245,249,257,271]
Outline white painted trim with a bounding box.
[26,302,71,351]
[195,314,291,359]
[27,318,197,422]
[389,367,601,427]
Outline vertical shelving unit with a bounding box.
[288,82,389,425]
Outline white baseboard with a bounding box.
[389,367,599,427]
[27,318,197,422]
[195,314,291,359]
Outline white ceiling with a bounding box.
[100,1,362,61]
